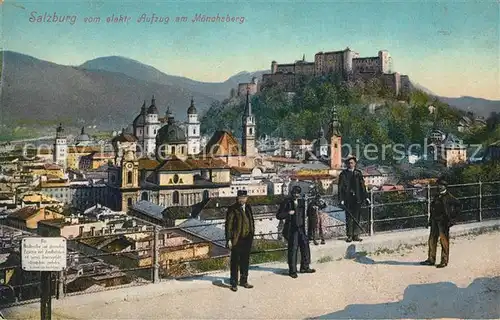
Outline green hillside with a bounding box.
[201,75,465,157]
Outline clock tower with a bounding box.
[119,150,139,210]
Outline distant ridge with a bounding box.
[0,50,497,131]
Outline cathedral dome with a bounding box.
[133,101,147,127]
[76,127,91,143]
[187,98,197,115]
[156,121,186,145]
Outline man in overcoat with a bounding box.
[338,155,370,242]
[225,190,255,291]
[420,179,461,268]
[277,186,316,278]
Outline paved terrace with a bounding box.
[3,220,500,319]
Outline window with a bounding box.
[193,129,196,135]
[249,128,253,135]
[127,198,133,206]
[171,146,175,154]
[181,146,185,154]
[141,192,148,201]
[127,171,133,184]
[173,174,180,184]
[173,191,179,204]
[79,226,84,236]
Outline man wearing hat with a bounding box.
[338,155,370,242]
[225,190,255,291]
[277,185,316,278]
[420,178,461,268]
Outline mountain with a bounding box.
[80,56,268,101]
[410,82,436,96]
[437,96,499,118]
[0,51,219,130]
[411,82,498,118]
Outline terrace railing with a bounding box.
[1,180,499,307]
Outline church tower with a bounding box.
[329,106,342,169]
[144,95,160,157]
[186,97,201,156]
[242,86,256,157]
[53,123,67,169]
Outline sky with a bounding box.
[2,0,499,99]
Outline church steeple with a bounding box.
[187,96,197,115]
[329,105,342,170]
[244,86,252,117]
[330,105,341,137]
[242,85,256,157]
[81,126,85,135]
[302,54,305,61]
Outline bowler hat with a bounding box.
[345,154,357,163]
[237,190,248,197]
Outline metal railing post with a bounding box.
[369,188,374,236]
[152,227,160,283]
[478,180,483,222]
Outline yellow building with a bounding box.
[20,193,63,208]
[79,151,114,170]
[106,147,232,211]
[6,206,64,230]
[23,163,65,179]
[437,134,467,167]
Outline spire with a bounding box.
[141,100,146,113]
[330,105,341,137]
[81,126,85,135]
[319,126,324,137]
[302,54,305,61]
[166,105,174,124]
[151,95,156,106]
[244,85,252,116]
[187,96,197,115]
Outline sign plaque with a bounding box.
[21,237,67,272]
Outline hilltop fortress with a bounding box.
[252,47,411,96]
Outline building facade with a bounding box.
[261,48,410,96]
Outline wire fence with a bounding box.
[1,180,499,307]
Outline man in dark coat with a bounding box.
[277,186,316,278]
[307,193,327,245]
[225,190,255,291]
[420,179,461,268]
[337,155,370,242]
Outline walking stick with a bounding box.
[341,203,367,235]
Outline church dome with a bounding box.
[133,101,147,127]
[156,121,186,145]
[187,98,197,115]
[76,127,91,143]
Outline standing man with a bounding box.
[420,179,461,268]
[338,155,370,242]
[225,190,255,292]
[307,193,327,245]
[277,186,316,278]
